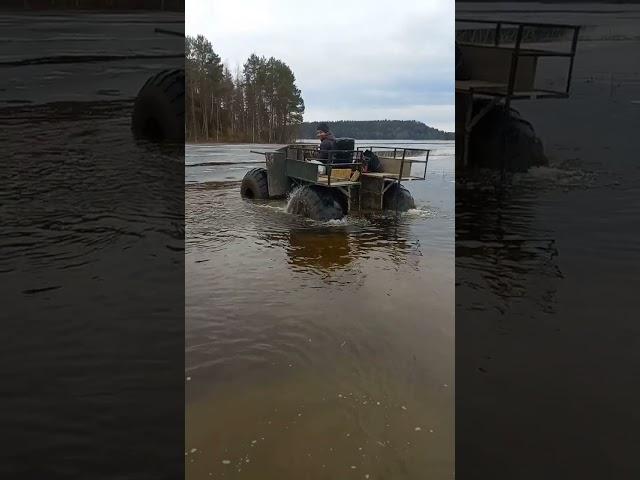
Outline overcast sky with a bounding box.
[186,0,454,132]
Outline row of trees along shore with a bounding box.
[186,35,305,143]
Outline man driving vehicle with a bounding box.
[316,122,336,161]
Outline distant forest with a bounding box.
[297,120,454,140]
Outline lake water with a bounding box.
[185,140,455,479]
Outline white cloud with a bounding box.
[186,0,454,131]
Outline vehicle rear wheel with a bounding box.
[287,186,345,221]
[241,168,270,199]
[383,184,415,212]
[131,69,185,143]
[469,101,546,172]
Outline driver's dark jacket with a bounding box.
[318,133,337,161]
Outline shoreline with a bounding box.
[186,138,456,145]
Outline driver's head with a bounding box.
[316,123,330,140]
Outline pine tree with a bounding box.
[186,36,305,143]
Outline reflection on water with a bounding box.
[456,176,564,316]
[455,165,634,476]
[259,218,419,278]
[186,142,454,479]
[287,228,353,270]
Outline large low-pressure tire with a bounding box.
[132,69,185,143]
[469,101,546,172]
[383,184,415,212]
[287,186,345,221]
[240,168,270,199]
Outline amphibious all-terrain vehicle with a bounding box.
[242,140,430,221]
[456,19,580,172]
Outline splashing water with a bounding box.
[285,186,306,214]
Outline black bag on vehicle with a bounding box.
[333,138,355,162]
[363,149,383,173]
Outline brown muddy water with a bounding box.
[186,141,455,479]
